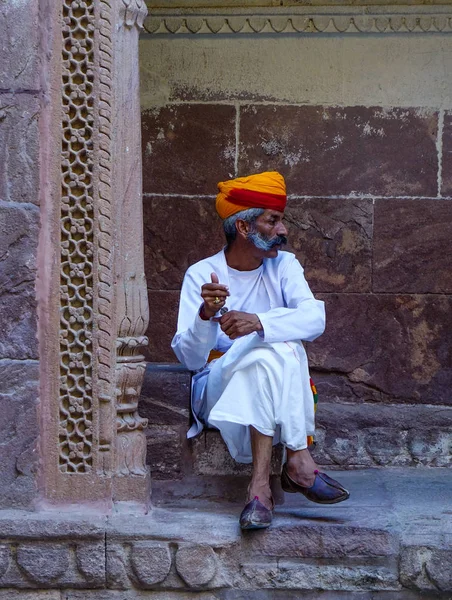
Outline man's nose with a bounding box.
[276,221,288,236]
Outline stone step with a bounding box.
[0,469,450,596]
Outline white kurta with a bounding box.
[171,249,325,463]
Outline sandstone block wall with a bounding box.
[139,27,452,472]
[0,0,41,507]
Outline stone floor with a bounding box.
[0,468,451,599]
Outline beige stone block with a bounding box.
[140,35,452,109]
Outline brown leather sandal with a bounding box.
[281,464,350,505]
[239,495,274,530]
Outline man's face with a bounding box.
[247,209,288,258]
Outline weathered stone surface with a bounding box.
[192,430,282,477]
[67,592,219,599]
[406,429,450,466]
[144,291,180,362]
[146,424,189,479]
[75,542,106,586]
[175,544,217,588]
[239,561,399,591]
[0,0,40,90]
[143,196,224,290]
[285,198,372,293]
[0,593,60,600]
[0,360,38,509]
[141,33,452,111]
[142,104,236,195]
[441,111,452,196]
[50,591,448,600]
[241,525,396,559]
[373,199,452,293]
[130,542,172,587]
[239,105,438,197]
[106,544,130,590]
[0,202,39,359]
[16,544,69,584]
[364,429,409,466]
[310,402,452,468]
[425,549,452,591]
[308,294,452,405]
[140,364,191,426]
[0,546,11,579]
[0,95,40,205]
[400,547,452,592]
[222,592,440,600]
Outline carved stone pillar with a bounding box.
[113,0,150,501]
[38,0,150,508]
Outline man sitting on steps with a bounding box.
[171,171,349,530]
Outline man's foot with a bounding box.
[286,447,318,487]
[239,496,273,530]
[247,481,273,510]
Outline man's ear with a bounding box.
[235,218,250,239]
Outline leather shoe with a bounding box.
[281,464,350,504]
[239,496,273,530]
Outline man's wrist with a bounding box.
[254,315,263,331]
[199,304,215,321]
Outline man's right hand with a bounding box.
[200,272,229,320]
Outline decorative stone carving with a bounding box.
[121,0,148,28]
[115,334,149,476]
[144,7,452,36]
[16,544,69,584]
[41,0,149,504]
[130,542,172,587]
[75,542,106,585]
[96,0,116,478]
[109,0,150,487]
[59,0,95,474]
[175,545,218,588]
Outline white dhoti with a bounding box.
[199,334,315,463]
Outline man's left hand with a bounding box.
[213,310,263,340]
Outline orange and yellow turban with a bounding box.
[216,171,287,220]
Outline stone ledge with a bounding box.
[0,469,450,593]
[140,364,452,474]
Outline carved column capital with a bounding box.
[121,0,148,29]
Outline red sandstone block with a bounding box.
[144,290,180,362]
[140,365,191,426]
[285,198,373,293]
[373,199,452,294]
[308,293,452,406]
[238,105,438,197]
[441,112,452,196]
[143,196,224,291]
[141,104,236,195]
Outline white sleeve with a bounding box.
[171,269,219,370]
[256,258,325,343]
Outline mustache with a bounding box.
[268,234,288,248]
[247,232,288,251]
